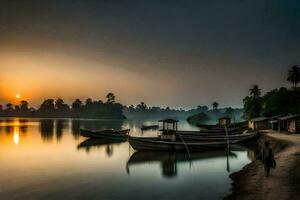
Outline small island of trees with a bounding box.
[0,93,125,119]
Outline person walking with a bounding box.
[262,141,276,177]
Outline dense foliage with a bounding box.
[0,93,125,119]
[243,65,300,119]
[186,107,244,125]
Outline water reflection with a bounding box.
[126,150,238,178]
[40,120,54,141]
[13,127,19,145]
[0,118,258,200]
[0,118,30,145]
[0,118,127,143]
[77,138,125,156]
[71,120,81,139]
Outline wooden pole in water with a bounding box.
[225,125,230,172]
[177,132,191,160]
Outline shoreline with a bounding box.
[224,131,300,200]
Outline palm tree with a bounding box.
[287,65,300,113]
[287,65,300,88]
[249,85,261,98]
[106,93,115,104]
[212,102,219,110]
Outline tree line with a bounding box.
[243,65,300,119]
[0,93,125,119]
[124,101,243,123]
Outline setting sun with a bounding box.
[16,94,21,99]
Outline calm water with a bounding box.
[0,118,254,200]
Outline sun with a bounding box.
[16,94,21,99]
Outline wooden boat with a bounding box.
[196,123,220,130]
[129,136,238,152]
[162,127,242,135]
[176,131,259,142]
[175,129,242,136]
[141,125,159,131]
[196,123,247,131]
[80,129,130,140]
[129,131,258,152]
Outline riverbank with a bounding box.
[225,130,300,200]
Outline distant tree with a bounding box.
[225,107,234,116]
[287,65,300,88]
[187,112,210,125]
[106,93,115,104]
[212,102,219,110]
[72,99,82,111]
[243,85,263,119]
[136,102,147,110]
[55,98,70,112]
[225,107,235,121]
[197,105,209,112]
[262,87,296,116]
[39,99,55,112]
[249,85,261,98]
[6,103,14,112]
[20,100,29,111]
[287,65,300,113]
[128,105,135,112]
[14,105,20,112]
[55,98,64,109]
[85,98,93,106]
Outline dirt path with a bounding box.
[225,131,300,200]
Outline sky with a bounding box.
[0,0,300,108]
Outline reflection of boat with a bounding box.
[127,150,237,165]
[77,138,124,149]
[80,129,130,140]
[77,138,125,156]
[126,150,237,177]
[141,125,159,131]
[129,132,258,152]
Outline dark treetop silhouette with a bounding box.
[243,66,300,120]
[0,93,125,119]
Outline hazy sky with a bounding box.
[0,0,299,108]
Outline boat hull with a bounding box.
[129,132,259,152]
[129,136,236,152]
[80,129,129,141]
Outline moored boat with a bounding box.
[141,125,159,131]
[129,136,236,152]
[174,128,242,136]
[128,131,258,152]
[80,129,130,140]
[176,131,258,142]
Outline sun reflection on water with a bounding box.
[13,127,20,145]
[13,119,20,145]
